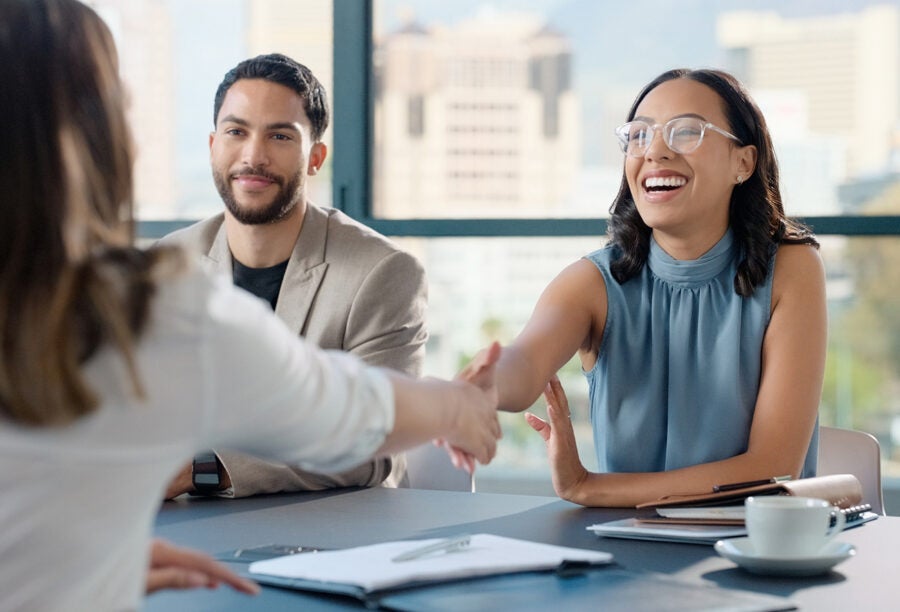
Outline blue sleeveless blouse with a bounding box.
[583,230,817,477]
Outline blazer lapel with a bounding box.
[204,222,233,276]
[274,204,329,335]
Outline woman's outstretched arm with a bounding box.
[527,245,827,507]
[459,259,606,413]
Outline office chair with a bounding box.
[817,426,886,515]
[404,443,474,492]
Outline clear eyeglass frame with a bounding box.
[615,117,741,157]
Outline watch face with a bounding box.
[192,451,221,492]
[193,472,220,487]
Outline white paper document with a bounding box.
[249,533,613,592]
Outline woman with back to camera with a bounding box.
[461,68,826,508]
[0,1,502,609]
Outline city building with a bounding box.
[375,9,580,218]
[718,5,900,180]
[91,0,177,218]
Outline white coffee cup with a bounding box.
[745,496,845,558]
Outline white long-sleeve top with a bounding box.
[0,268,394,611]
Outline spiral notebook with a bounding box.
[588,503,877,545]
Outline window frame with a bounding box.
[327,0,900,240]
[136,0,900,240]
[130,0,900,504]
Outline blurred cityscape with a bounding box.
[90,0,900,495]
[374,1,900,491]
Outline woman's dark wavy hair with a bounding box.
[607,68,818,297]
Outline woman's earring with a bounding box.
[736,175,743,184]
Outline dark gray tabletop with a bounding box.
[148,487,899,610]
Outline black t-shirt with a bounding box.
[232,258,289,311]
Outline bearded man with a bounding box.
[161,54,427,498]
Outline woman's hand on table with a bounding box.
[146,538,260,596]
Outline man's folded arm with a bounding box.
[214,450,389,497]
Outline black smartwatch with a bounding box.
[191,450,222,494]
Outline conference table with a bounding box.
[148,487,898,610]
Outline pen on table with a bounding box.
[712,475,792,493]
[391,534,471,562]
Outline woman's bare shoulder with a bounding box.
[772,243,825,306]
[542,257,607,302]
[774,242,823,269]
[773,243,824,281]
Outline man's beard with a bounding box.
[213,166,303,225]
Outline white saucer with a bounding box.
[714,537,855,577]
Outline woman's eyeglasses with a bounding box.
[615,117,741,157]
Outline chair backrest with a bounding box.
[403,443,474,492]
[817,426,885,515]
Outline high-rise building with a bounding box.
[246,0,332,85]
[246,0,334,207]
[375,10,580,218]
[91,0,177,219]
[718,5,900,179]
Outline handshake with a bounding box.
[389,342,504,475]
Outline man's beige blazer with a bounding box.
[161,204,427,496]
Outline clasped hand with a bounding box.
[438,341,503,473]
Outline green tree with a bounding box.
[824,182,900,433]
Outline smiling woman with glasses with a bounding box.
[459,68,827,508]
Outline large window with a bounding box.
[365,0,900,223]
[356,0,900,497]
[90,0,334,221]
[122,1,900,505]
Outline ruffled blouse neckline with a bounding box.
[648,230,735,285]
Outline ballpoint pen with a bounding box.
[712,475,792,493]
[391,534,472,562]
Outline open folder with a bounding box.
[635,473,865,510]
[248,534,612,596]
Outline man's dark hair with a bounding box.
[213,53,329,141]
